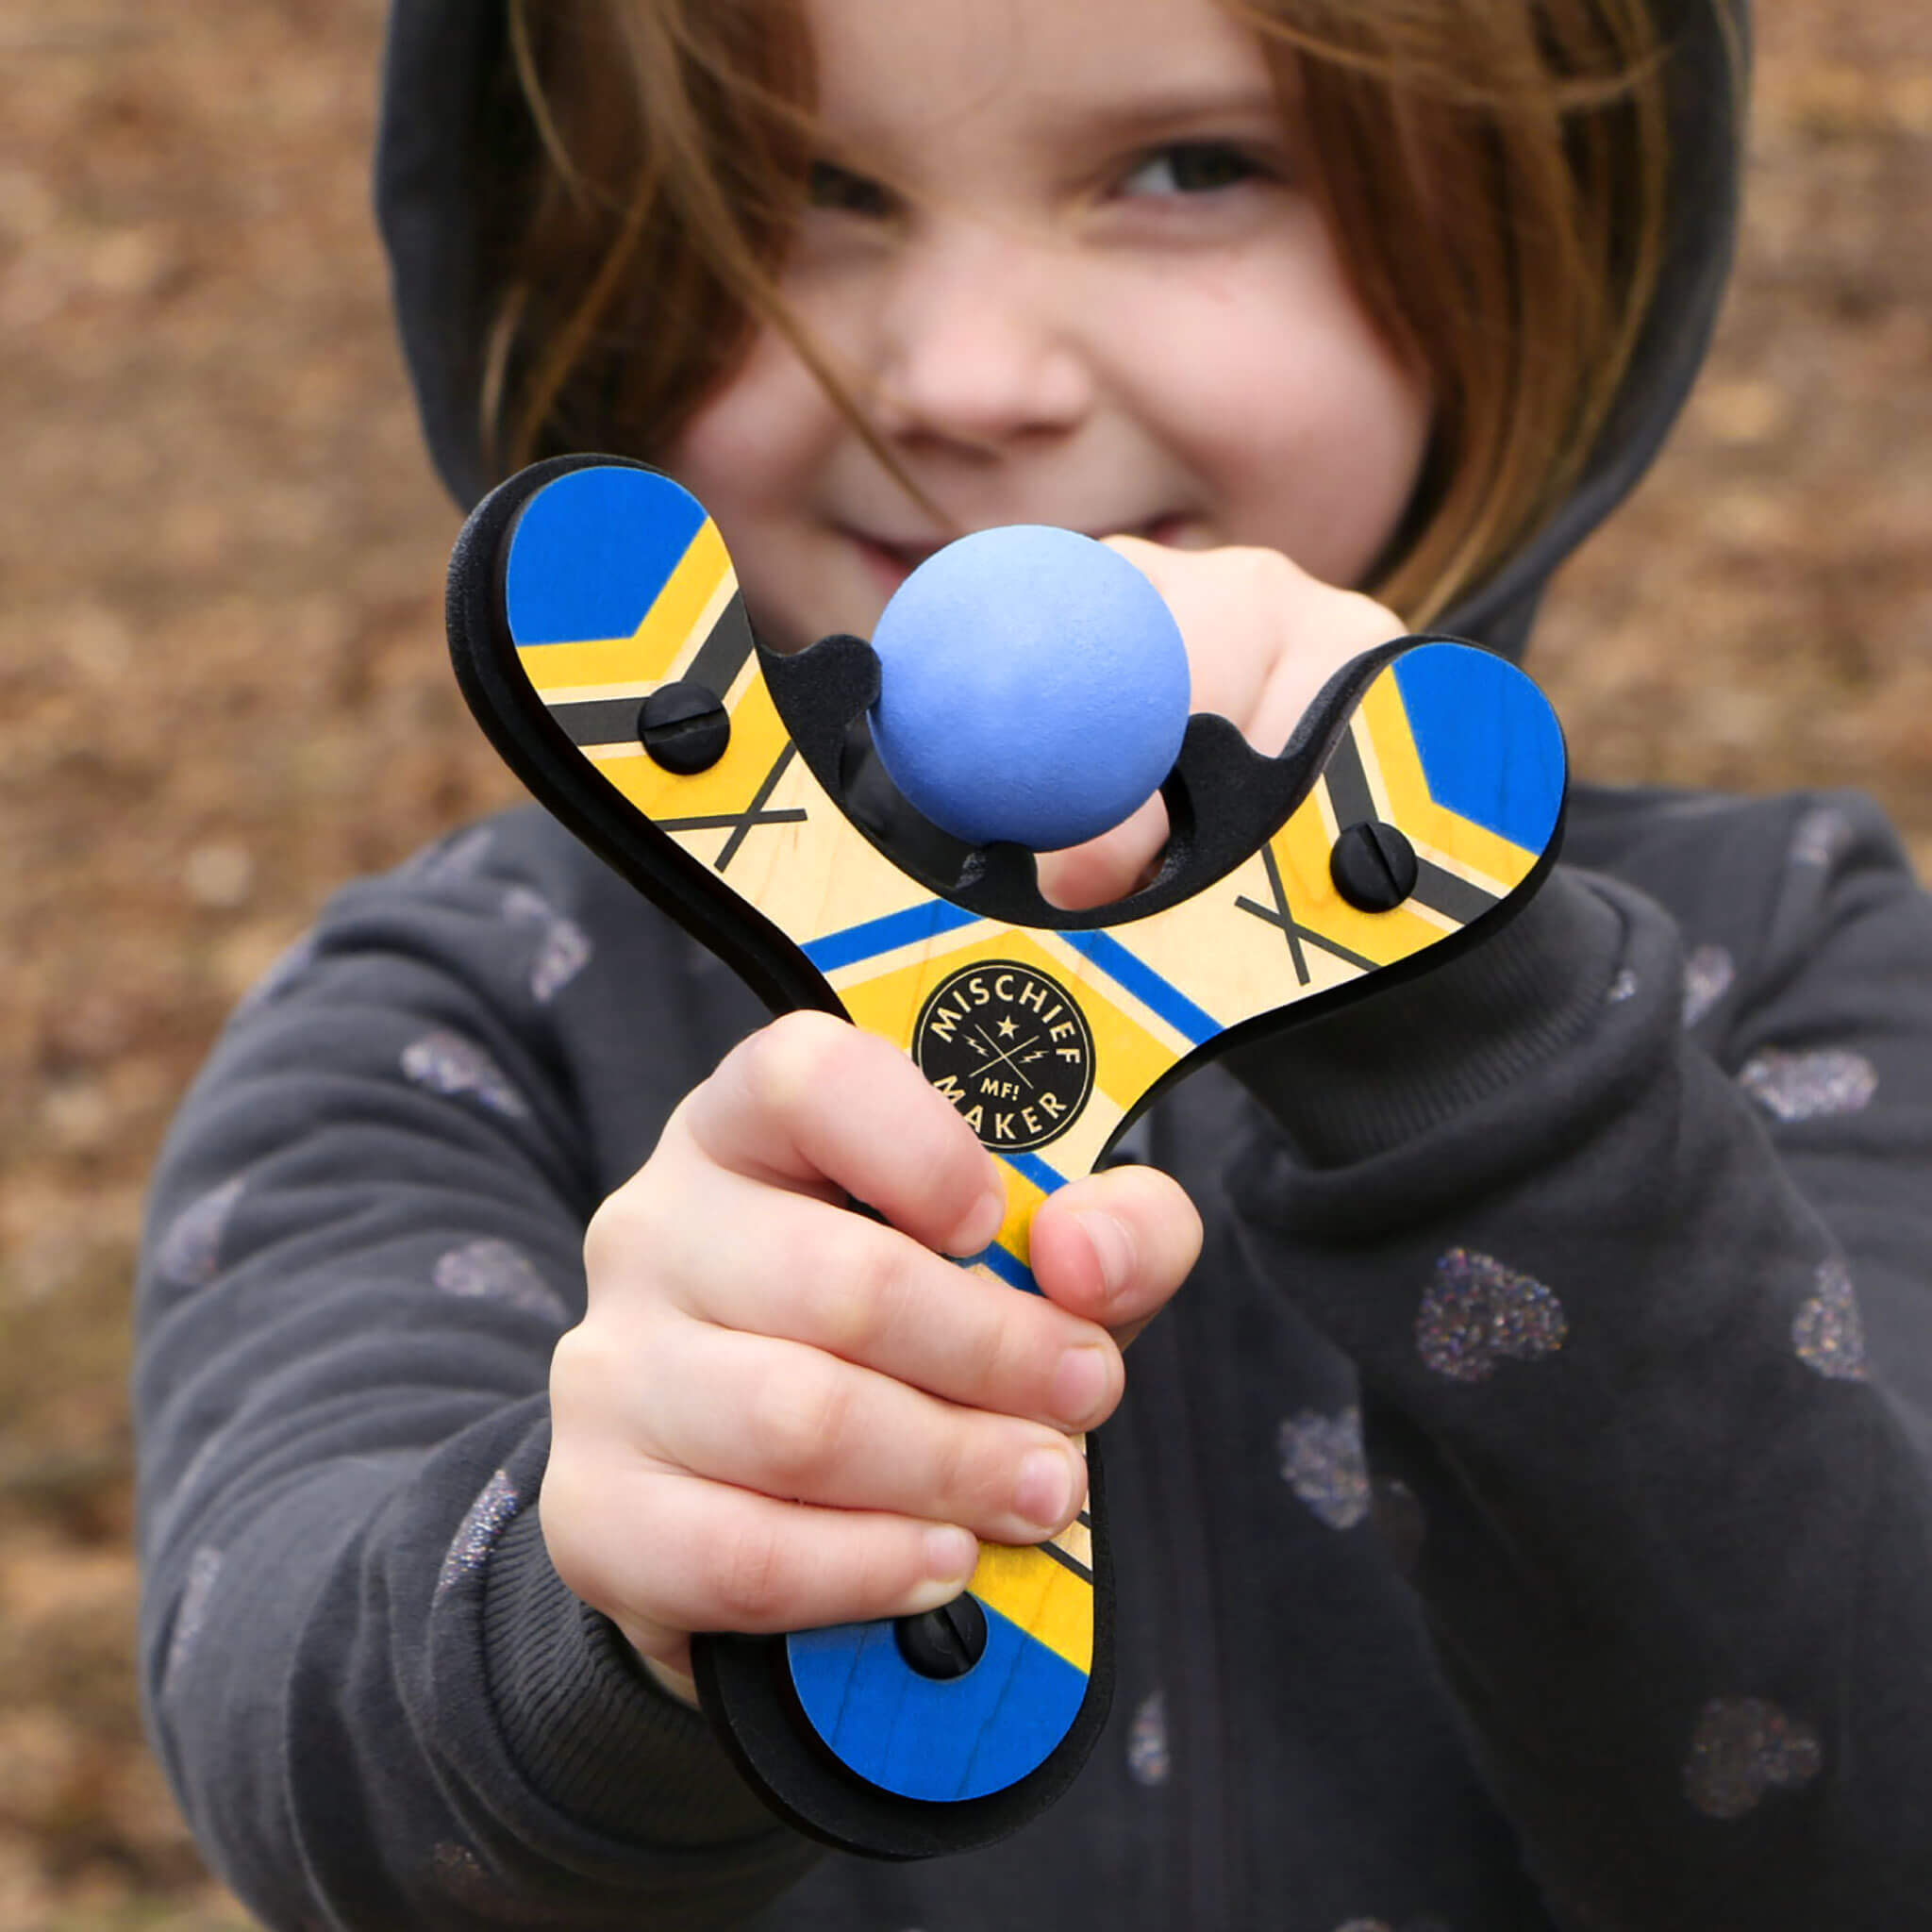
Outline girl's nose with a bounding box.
[868,224,1094,453]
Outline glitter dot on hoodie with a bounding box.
[1680,943,1734,1028]
[1417,1248,1568,1383]
[1683,1696,1822,1819]
[434,1238,568,1323]
[1791,1257,1867,1381]
[402,1028,530,1118]
[1278,1407,1371,1529]
[1738,1047,1876,1124]
[157,1174,246,1288]
[435,1469,521,1598]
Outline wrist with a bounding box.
[1222,867,1624,1167]
[482,1507,781,1844]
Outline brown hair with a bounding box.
[488,0,1685,623]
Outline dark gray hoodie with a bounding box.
[136,4,1932,1927]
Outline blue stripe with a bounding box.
[972,1242,1040,1295]
[803,899,982,974]
[1002,1150,1067,1196]
[1059,929,1219,1045]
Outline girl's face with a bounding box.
[663,0,1432,652]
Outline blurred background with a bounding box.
[0,0,1926,1924]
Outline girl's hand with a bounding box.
[1036,540,1403,910]
[541,1010,1203,1689]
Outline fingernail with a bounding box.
[1015,1446,1077,1531]
[1051,1343,1112,1427]
[945,1181,1008,1257]
[924,1524,978,1584]
[1075,1209,1134,1300]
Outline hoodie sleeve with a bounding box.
[1219,790,1932,1931]
[134,809,818,1931]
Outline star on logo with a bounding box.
[996,1015,1019,1040]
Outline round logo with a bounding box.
[913,962,1095,1152]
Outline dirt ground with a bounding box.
[0,1,1926,1925]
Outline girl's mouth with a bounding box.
[847,515,1190,591]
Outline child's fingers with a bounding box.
[632,1321,1090,1545]
[642,1174,1121,1431]
[1243,583,1400,758]
[1025,1163,1204,1347]
[682,1011,1006,1256]
[1035,791,1171,911]
[1099,534,1400,758]
[541,1461,982,1669]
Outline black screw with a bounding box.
[1330,819,1419,912]
[638,680,730,774]
[894,1591,988,1680]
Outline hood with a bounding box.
[375,1,1745,658]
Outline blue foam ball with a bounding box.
[867,525,1191,851]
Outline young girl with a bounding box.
[136,0,1932,1925]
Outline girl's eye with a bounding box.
[807,160,895,219]
[1119,142,1264,198]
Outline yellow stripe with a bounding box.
[987,1158,1048,1271]
[969,1541,1092,1674]
[1080,982,1174,1119]
[1355,671,1431,833]
[514,520,733,691]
